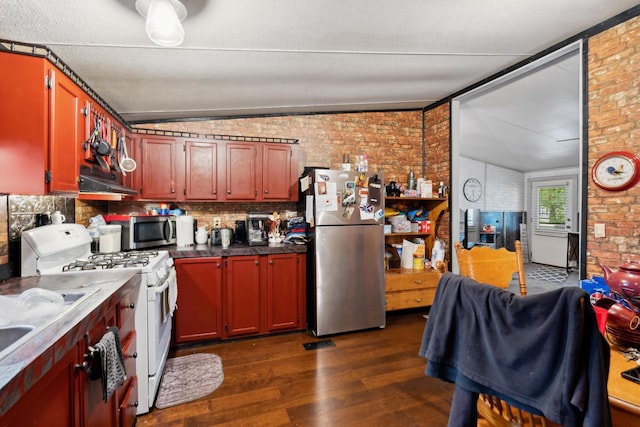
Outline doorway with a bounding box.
[450,41,584,275]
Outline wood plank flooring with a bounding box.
[136,311,454,426]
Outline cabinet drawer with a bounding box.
[121,330,137,381]
[118,376,138,427]
[117,290,137,337]
[385,270,440,292]
[386,288,436,311]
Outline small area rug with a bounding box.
[155,353,224,409]
[526,264,568,284]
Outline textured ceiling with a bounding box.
[0,1,638,171]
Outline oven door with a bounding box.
[147,267,177,377]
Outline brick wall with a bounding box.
[135,110,452,255]
[587,15,640,277]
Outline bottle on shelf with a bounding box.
[438,181,448,198]
[408,170,416,190]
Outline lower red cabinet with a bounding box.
[174,257,224,344]
[173,253,306,344]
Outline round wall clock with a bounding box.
[592,151,640,191]
[463,178,482,202]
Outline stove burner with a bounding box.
[62,250,159,272]
[62,260,109,272]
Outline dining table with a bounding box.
[608,344,640,425]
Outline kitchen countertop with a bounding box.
[168,242,307,258]
[0,270,140,416]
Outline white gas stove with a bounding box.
[21,223,176,414]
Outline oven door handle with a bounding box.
[154,269,177,295]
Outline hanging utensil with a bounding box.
[119,136,137,173]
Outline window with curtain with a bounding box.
[532,179,573,234]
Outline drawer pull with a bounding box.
[412,280,424,284]
[413,298,423,302]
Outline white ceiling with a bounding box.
[1,1,637,170]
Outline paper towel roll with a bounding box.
[177,216,194,246]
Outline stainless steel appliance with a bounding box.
[463,209,526,251]
[20,223,177,415]
[103,214,177,250]
[299,168,385,336]
[247,212,269,246]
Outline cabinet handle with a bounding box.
[212,190,217,195]
[413,298,423,302]
[413,280,424,284]
[128,352,138,359]
[227,190,231,194]
[75,360,89,371]
[269,259,273,264]
[171,188,175,193]
[216,263,221,268]
[124,303,135,309]
[264,189,269,194]
[255,261,259,265]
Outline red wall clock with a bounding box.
[592,151,640,191]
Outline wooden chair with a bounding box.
[454,240,527,296]
[452,240,562,427]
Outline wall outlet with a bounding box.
[594,223,605,238]
[213,216,221,228]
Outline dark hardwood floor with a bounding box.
[136,311,454,426]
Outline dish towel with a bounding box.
[168,277,178,316]
[89,326,127,402]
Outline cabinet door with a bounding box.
[225,142,257,200]
[262,144,296,200]
[185,140,219,200]
[47,67,83,193]
[174,257,223,343]
[2,344,80,426]
[266,253,300,331]
[225,256,261,337]
[82,309,117,427]
[139,136,180,200]
[0,53,48,194]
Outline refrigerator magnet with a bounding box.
[374,209,384,221]
[343,206,355,220]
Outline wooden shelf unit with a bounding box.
[384,196,448,311]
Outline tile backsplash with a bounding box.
[8,195,75,241]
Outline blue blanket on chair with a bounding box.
[419,272,611,427]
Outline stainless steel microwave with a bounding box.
[104,215,177,250]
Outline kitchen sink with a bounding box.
[0,325,35,353]
[0,288,100,361]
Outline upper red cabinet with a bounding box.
[0,52,86,195]
[185,140,219,200]
[225,142,258,201]
[137,136,182,200]
[263,143,298,201]
[134,135,298,202]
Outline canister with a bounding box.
[98,224,122,253]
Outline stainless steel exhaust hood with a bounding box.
[78,165,137,197]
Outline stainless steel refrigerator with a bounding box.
[300,168,386,336]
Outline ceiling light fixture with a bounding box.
[135,0,187,47]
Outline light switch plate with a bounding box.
[213,216,221,228]
[594,223,605,238]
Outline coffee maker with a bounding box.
[247,212,269,246]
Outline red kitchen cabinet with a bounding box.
[225,142,258,201]
[115,287,138,427]
[0,52,85,195]
[185,139,220,200]
[225,255,262,337]
[138,136,183,200]
[1,344,80,427]
[265,253,306,331]
[173,257,224,343]
[262,143,298,201]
